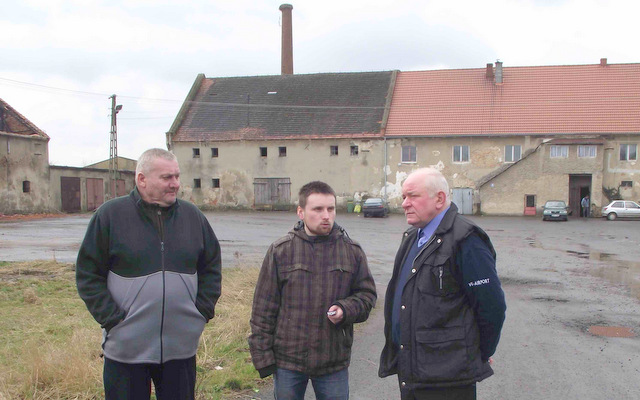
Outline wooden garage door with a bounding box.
[86,178,104,211]
[61,177,81,213]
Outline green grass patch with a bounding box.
[0,260,267,399]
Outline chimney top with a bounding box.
[600,58,608,66]
[279,3,293,10]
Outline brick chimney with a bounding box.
[486,63,494,79]
[600,58,608,66]
[280,4,294,75]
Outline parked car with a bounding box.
[362,198,389,217]
[601,200,640,220]
[542,200,569,221]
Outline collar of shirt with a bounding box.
[417,206,450,247]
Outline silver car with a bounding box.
[601,200,640,220]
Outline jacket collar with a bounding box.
[291,220,345,243]
[402,202,459,239]
[130,187,180,214]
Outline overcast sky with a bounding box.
[1,0,638,167]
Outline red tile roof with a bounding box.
[0,97,49,139]
[385,62,640,137]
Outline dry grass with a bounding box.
[0,260,264,400]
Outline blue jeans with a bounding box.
[274,368,349,400]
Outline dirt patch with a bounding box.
[0,213,68,222]
[0,261,75,282]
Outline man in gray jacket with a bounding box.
[249,181,376,400]
[76,148,222,400]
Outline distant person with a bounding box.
[249,181,377,400]
[379,168,506,400]
[76,148,222,400]
[581,194,590,218]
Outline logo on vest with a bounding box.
[468,278,490,287]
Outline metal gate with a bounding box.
[61,177,81,213]
[86,178,104,211]
[253,178,291,210]
[451,188,473,215]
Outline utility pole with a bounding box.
[108,95,122,199]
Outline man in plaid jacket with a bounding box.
[249,181,377,400]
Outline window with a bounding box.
[621,181,633,188]
[578,145,596,158]
[279,146,287,157]
[620,144,637,161]
[192,148,200,158]
[350,145,359,156]
[550,145,568,158]
[260,147,267,157]
[330,145,339,156]
[453,145,470,163]
[401,146,416,163]
[505,145,522,163]
[22,180,30,193]
[193,178,201,189]
[212,178,220,188]
[211,148,218,158]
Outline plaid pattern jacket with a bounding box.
[249,222,377,377]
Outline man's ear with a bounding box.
[136,172,146,188]
[296,206,304,220]
[436,191,447,208]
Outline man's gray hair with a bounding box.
[136,148,177,175]
[414,168,450,202]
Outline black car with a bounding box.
[362,198,389,217]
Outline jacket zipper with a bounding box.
[158,210,166,365]
[439,266,443,290]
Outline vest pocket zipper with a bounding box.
[439,266,443,290]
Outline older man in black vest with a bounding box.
[379,168,506,400]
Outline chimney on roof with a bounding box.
[495,60,503,84]
[280,4,294,75]
[600,58,608,66]
[486,63,494,79]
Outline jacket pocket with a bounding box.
[416,255,460,297]
[414,327,470,381]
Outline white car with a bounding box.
[601,200,640,220]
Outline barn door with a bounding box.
[253,178,291,210]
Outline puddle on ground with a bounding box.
[581,250,640,301]
[525,237,640,301]
[588,326,636,338]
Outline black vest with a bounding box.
[379,204,495,389]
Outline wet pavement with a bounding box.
[1,212,639,399]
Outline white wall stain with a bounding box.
[429,160,445,171]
